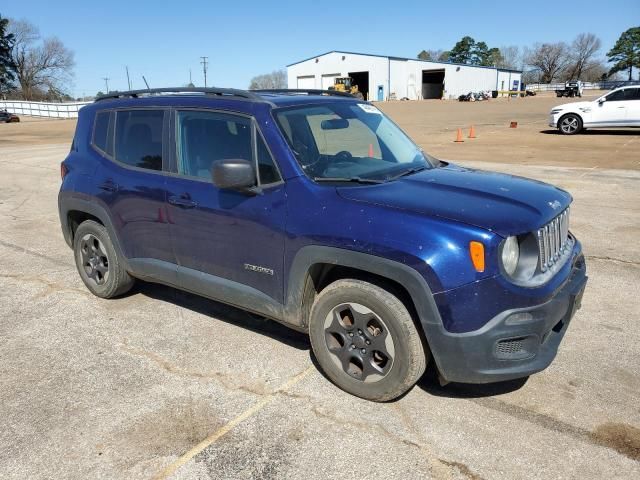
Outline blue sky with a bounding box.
[2,1,638,97]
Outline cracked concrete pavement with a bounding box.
[1,111,639,479]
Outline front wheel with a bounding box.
[309,279,427,401]
[558,113,583,135]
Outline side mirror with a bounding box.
[598,97,606,104]
[211,159,256,191]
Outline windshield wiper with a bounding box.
[313,176,385,184]
[385,166,428,182]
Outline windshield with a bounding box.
[275,102,435,182]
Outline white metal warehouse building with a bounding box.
[287,51,522,101]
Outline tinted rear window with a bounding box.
[93,112,110,153]
[115,110,164,171]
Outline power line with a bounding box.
[200,56,208,87]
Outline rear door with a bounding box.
[166,109,287,302]
[625,87,640,125]
[93,108,175,273]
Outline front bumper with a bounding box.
[548,114,559,127]
[429,253,587,384]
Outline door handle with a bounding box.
[99,180,118,192]
[168,195,198,208]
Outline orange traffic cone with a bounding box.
[468,125,476,139]
[454,128,464,143]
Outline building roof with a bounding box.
[287,50,522,73]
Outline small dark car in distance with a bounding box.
[58,87,587,401]
[0,109,20,123]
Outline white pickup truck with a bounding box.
[549,85,640,134]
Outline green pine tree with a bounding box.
[0,15,16,94]
[607,27,640,81]
[448,36,476,64]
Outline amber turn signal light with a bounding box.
[469,241,485,272]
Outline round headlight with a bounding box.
[501,236,520,276]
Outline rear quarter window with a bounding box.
[92,111,111,154]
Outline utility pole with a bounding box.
[200,56,208,87]
[102,77,110,93]
[125,66,131,90]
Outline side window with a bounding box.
[626,88,640,100]
[256,133,282,185]
[176,111,252,180]
[93,111,110,154]
[606,90,625,102]
[114,110,164,171]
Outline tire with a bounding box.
[309,279,427,401]
[73,220,134,298]
[558,113,583,135]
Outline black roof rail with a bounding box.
[95,87,264,102]
[251,88,356,98]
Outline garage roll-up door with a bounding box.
[297,76,315,89]
[321,74,340,90]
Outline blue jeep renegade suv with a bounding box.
[59,87,587,401]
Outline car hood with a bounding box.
[337,164,572,237]
[552,101,593,111]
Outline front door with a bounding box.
[166,109,286,302]
[592,89,629,125]
[377,86,384,101]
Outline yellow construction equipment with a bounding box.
[329,77,364,99]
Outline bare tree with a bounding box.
[418,49,447,62]
[525,42,569,83]
[498,45,522,69]
[249,70,286,90]
[579,62,608,82]
[566,33,601,80]
[9,19,75,100]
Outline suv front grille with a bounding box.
[537,208,570,272]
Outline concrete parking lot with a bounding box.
[1,95,639,479]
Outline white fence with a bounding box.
[0,100,91,118]
[526,81,637,92]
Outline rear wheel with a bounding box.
[309,279,427,401]
[73,220,134,298]
[558,113,583,135]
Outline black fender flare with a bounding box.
[283,246,454,374]
[58,193,130,270]
[284,245,443,331]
